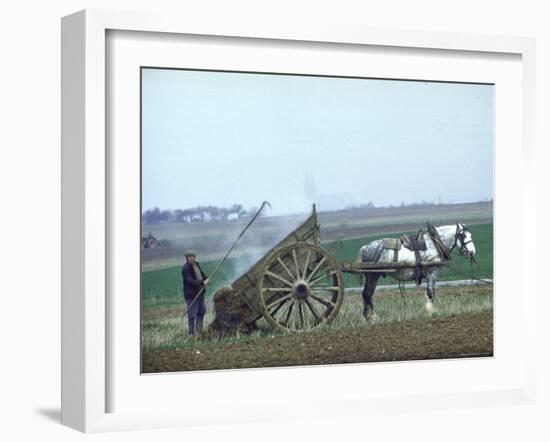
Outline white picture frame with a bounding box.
[61,9,537,433]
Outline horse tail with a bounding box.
[356,247,363,264]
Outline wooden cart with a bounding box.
[231,206,445,332]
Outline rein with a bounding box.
[446,250,493,285]
[445,225,491,284]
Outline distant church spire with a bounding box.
[304,169,317,203]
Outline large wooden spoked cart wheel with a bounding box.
[258,242,345,332]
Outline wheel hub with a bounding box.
[293,280,310,300]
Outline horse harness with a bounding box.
[381,230,427,285]
[454,223,474,258]
[401,231,427,285]
[422,222,473,262]
[380,222,469,286]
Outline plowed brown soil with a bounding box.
[142,311,492,373]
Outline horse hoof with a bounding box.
[364,312,378,322]
[425,301,435,314]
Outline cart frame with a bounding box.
[232,206,446,331]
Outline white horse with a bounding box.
[358,223,476,318]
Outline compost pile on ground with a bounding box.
[203,287,256,339]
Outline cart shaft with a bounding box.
[340,261,447,273]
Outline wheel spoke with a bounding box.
[282,301,294,327]
[298,300,305,328]
[307,256,327,282]
[310,286,340,292]
[304,298,322,322]
[277,257,296,281]
[310,293,336,309]
[269,297,290,317]
[262,287,293,293]
[294,304,301,329]
[265,270,294,287]
[265,293,293,308]
[291,249,301,279]
[309,270,337,287]
[302,302,311,328]
[302,249,312,280]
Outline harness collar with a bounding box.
[426,222,452,261]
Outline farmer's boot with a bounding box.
[188,318,196,337]
[196,316,204,334]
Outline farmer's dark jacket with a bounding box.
[181,262,208,300]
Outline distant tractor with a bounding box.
[142,232,158,249]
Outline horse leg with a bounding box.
[362,273,380,320]
[425,274,436,313]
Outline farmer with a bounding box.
[181,250,209,336]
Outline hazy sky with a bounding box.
[142,68,494,215]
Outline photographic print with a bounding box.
[140,68,493,373]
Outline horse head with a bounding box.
[455,223,476,259]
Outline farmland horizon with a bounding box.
[141,201,493,289]
[142,197,494,223]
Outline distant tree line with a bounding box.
[142,204,256,225]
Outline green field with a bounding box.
[142,223,492,310]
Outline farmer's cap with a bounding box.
[184,250,197,257]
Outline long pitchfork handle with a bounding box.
[182,201,271,318]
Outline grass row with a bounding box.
[141,286,493,352]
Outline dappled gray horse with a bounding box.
[358,223,476,318]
